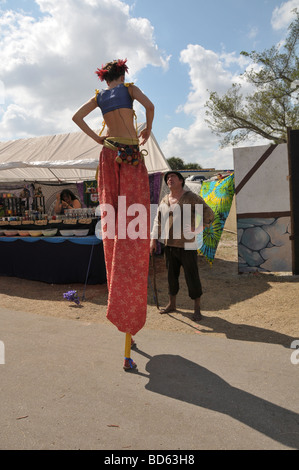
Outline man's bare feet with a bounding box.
[192,307,202,321]
[192,297,202,321]
[159,295,176,314]
[159,304,177,314]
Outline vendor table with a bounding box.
[0,235,106,284]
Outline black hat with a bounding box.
[164,171,185,187]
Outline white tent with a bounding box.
[0,124,170,183]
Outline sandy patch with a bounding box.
[0,232,298,347]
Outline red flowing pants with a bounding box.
[98,147,150,336]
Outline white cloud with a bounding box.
[160,44,255,170]
[271,0,299,30]
[160,1,296,172]
[0,0,168,139]
[248,26,259,40]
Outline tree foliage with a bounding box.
[167,157,202,170]
[205,10,299,147]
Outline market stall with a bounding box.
[0,126,170,284]
[0,235,105,284]
[0,207,104,283]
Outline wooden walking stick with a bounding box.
[151,253,159,309]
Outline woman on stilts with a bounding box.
[72,59,154,371]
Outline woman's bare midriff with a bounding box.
[103,108,137,140]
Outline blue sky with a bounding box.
[0,0,298,169]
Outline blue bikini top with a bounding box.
[96,83,133,115]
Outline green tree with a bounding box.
[184,162,202,169]
[167,157,202,170]
[205,11,299,147]
[167,157,185,169]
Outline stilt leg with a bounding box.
[125,333,131,358]
[123,333,137,371]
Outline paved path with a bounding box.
[0,307,298,450]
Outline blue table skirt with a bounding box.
[0,235,101,244]
[0,236,106,284]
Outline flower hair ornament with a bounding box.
[95,65,109,82]
[95,59,129,82]
[116,58,128,73]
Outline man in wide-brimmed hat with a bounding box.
[163,170,185,187]
[150,170,214,321]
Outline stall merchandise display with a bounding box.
[0,214,98,237]
[0,194,45,218]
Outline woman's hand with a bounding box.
[139,128,151,146]
[95,135,106,145]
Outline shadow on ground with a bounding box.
[135,351,299,450]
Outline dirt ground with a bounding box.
[0,231,298,347]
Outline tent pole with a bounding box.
[47,168,62,182]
